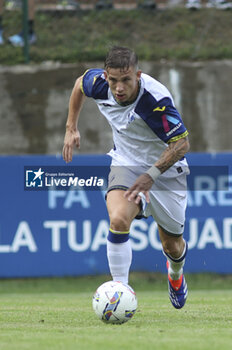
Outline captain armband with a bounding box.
[145,165,161,182]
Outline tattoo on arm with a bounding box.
[155,137,190,174]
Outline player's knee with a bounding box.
[109,212,131,232]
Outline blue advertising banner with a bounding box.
[0,153,231,278]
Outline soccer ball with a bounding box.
[92,281,137,324]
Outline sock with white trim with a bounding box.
[107,228,132,284]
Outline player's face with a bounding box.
[104,66,141,105]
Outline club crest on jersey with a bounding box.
[127,112,135,125]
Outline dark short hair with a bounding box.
[104,46,138,71]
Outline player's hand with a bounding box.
[124,173,154,204]
[62,129,80,163]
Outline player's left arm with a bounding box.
[154,136,190,173]
[124,136,190,204]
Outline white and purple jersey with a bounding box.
[81,68,189,176]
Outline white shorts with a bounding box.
[107,165,188,235]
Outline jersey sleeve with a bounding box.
[81,68,108,100]
[135,92,188,143]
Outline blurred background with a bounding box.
[0,0,232,279]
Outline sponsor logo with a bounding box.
[166,122,182,136]
[24,166,106,191]
[153,106,166,112]
[25,168,44,188]
[166,115,180,125]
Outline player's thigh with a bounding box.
[106,190,140,227]
[146,187,187,235]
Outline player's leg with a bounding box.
[28,0,35,21]
[158,225,188,309]
[158,225,187,280]
[145,170,188,308]
[106,189,140,284]
[28,0,36,42]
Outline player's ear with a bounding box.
[136,70,142,80]
[104,70,108,81]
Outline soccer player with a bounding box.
[0,0,36,46]
[63,46,190,309]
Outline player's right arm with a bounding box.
[63,76,86,163]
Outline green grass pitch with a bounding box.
[0,273,231,350]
